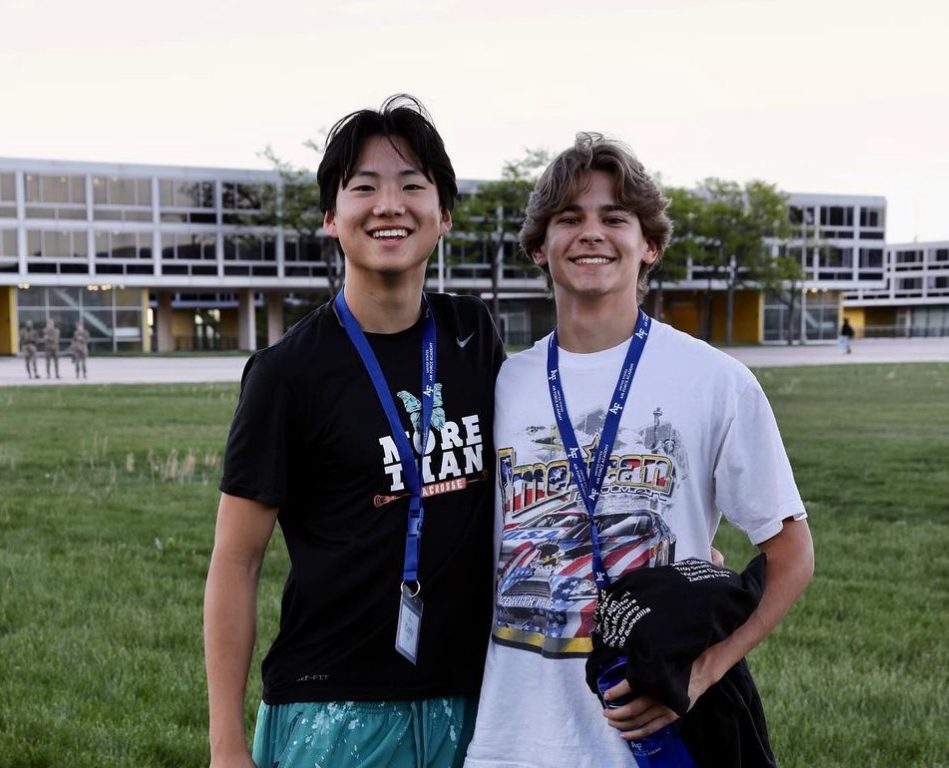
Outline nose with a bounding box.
[579,226,604,245]
[373,184,406,217]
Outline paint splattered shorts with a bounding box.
[251,696,478,768]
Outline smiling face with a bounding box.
[532,170,657,307]
[323,134,451,287]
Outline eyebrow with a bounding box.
[559,203,630,214]
[349,168,427,181]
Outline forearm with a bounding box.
[691,517,814,695]
[204,550,261,759]
[605,518,814,737]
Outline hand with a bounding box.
[601,679,679,740]
[601,654,721,740]
[209,748,256,768]
[710,546,725,567]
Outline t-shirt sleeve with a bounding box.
[219,350,295,508]
[484,303,507,374]
[713,378,807,545]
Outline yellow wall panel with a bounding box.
[219,310,239,336]
[172,310,194,338]
[0,287,15,355]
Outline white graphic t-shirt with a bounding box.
[465,320,806,768]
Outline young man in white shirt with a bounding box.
[464,133,814,767]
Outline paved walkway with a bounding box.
[2,337,948,387]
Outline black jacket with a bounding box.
[586,555,777,768]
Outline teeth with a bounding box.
[573,257,611,264]
[372,229,408,239]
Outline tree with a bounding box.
[756,249,805,345]
[758,211,839,344]
[451,149,549,326]
[694,178,792,344]
[658,187,704,323]
[260,144,343,299]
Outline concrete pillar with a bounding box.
[238,289,256,351]
[266,292,284,346]
[156,292,174,352]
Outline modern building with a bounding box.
[630,193,889,344]
[841,241,949,337]
[0,158,551,355]
[1,157,945,354]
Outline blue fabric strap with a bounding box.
[546,310,652,589]
[336,289,436,586]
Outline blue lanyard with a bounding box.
[335,290,436,587]
[546,310,651,589]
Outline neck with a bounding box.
[342,272,425,333]
[554,292,641,353]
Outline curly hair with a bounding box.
[519,132,672,301]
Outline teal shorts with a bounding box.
[251,696,477,768]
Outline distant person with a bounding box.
[204,95,504,768]
[72,321,90,379]
[43,318,61,379]
[19,320,39,379]
[839,318,855,354]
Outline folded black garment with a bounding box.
[679,658,777,768]
[586,555,776,768]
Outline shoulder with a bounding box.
[427,292,494,333]
[497,335,548,383]
[427,293,504,365]
[647,320,758,390]
[240,300,338,386]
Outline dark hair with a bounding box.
[519,132,672,301]
[317,94,457,214]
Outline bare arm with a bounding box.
[204,492,278,767]
[604,517,814,739]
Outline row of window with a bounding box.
[895,277,949,290]
[0,174,275,211]
[5,226,944,279]
[893,248,949,264]
[788,205,885,229]
[18,285,144,308]
[5,230,324,262]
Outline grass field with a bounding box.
[0,364,947,767]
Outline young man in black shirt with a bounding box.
[205,95,504,768]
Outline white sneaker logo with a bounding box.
[456,331,475,349]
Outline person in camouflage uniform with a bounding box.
[43,318,61,379]
[71,320,90,379]
[19,320,39,379]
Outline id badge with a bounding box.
[396,583,423,664]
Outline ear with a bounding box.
[642,241,659,265]
[531,247,548,267]
[323,210,337,238]
[440,208,452,236]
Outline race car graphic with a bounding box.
[493,489,675,657]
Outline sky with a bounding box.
[2,0,947,243]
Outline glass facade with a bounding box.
[1,228,16,257]
[92,176,152,222]
[24,174,87,221]
[16,285,145,352]
[0,173,15,219]
[1,162,945,351]
[764,290,840,343]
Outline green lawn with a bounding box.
[0,366,947,767]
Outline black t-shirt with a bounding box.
[221,293,505,704]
